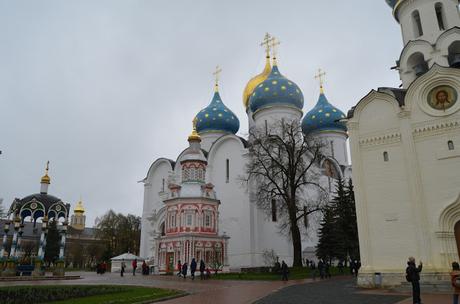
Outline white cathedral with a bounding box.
[348,0,460,287]
[139,40,352,270]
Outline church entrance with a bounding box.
[454,221,460,260]
[166,253,174,273]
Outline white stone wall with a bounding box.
[140,159,173,259]
[348,66,460,287]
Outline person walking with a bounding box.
[199,259,206,280]
[318,260,325,279]
[132,259,137,276]
[142,261,148,275]
[451,261,460,304]
[181,262,188,279]
[190,258,197,280]
[281,260,289,281]
[177,260,182,277]
[406,256,423,304]
[121,259,126,277]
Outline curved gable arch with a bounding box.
[320,157,343,180]
[347,90,401,132]
[436,27,460,57]
[399,40,433,71]
[143,158,175,183]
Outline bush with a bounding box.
[0,285,128,304]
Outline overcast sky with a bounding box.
[0,0,403,225]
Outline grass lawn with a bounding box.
[45,287,182,304]
[0,285,184,304]
[213,266,351,281]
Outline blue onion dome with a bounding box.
[302,87,347,135]
[195,88,240,134]
[249,64,304,114]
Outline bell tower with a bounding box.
[70,200,86,230]
[388,0,460,87]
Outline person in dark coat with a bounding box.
[281,260,289,281]
[121,259,126,277]
[132,259,137,276]
[177,260,182,277]
[199,259,206,280]
[318,260,325,279]
[190,258,197,280]
[325,262,331,279]
[406,256,423,304]
[181,262,188,279]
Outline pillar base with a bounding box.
[32,259,45,277]
[1,260,17,277]
[53,260,65,277]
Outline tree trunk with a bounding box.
[290,218,303,267]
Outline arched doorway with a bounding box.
[454,221,460,260]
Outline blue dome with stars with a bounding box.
[302,89,347,135]
[249,65,304,113]
[195,90,240,134]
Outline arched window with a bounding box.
[448,140,455,151]
[435,3,446,30]
[383,151,389,162]
[412,10,423,37]
[225,159,230,183]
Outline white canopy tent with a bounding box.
[110,253,145,273]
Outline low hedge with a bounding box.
[0,285,128,304]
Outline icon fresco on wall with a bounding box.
[428,85,457,111]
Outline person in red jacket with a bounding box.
[132,259,137,276]
[177,260,182,277]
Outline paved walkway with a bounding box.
[0,272,453,303]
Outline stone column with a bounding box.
[9,218,21,258]
[54,221,67,277]
[14,225,24,259]
[0,221,10,259]
[33,216,48,277]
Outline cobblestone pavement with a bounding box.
[254,277,409,304]
[0,273,451,303]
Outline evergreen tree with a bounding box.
[44,220,60,265]
[344,179,360,260]
[316,177,360,263]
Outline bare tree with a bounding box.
[244,119,327,267]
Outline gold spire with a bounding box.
[40,161,51,184]
[74,200,85,213]
[213,65,222,92]
[270,36,280,66]
[188,117,201,141]
[242,34,273,109]
[315,68,326,94]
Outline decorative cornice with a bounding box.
[359,131,402,148]
[413,118,460,139]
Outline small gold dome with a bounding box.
[243,56,271,109]
[40,161,51,184]
[188,117,201,142]
[74,200,85,213]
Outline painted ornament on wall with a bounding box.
[428,85,457,111]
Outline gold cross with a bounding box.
[192,117,198,131]
[45,161,50,174]
[270,36,281,62]
[315,68,326,88]
[260,33,273,57]
[213,65,222,91]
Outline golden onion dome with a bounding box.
[243,55,271,109]
[188,117,201,142]
[40,161,51,184]
[74,200,85,213]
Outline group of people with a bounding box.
[176,258,210,280]
[96,261,107,274]
[119,259,149,277]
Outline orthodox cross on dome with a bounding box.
[270,36,280,64]
[45,161,50,174]
[315,68,326,93]
[213,65,222,92]
[260,33,274,57]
